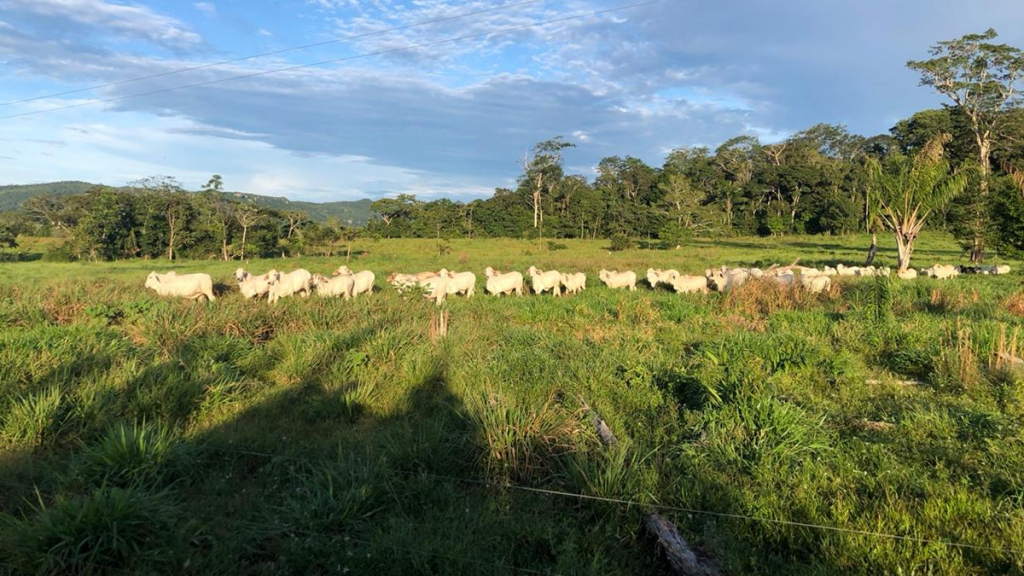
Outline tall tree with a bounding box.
[908,29,1024,262]
[865,134,972,272]
[199,175,235,261]
[522,137,574,228]
[131,176,190,261]
[235,203,263,261]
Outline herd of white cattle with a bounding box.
[142,261,1012,304]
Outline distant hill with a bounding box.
[0,181,96,212]
[0,181,375,225]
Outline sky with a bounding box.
[0,0,1022,202]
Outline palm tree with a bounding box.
[865,134,973,273]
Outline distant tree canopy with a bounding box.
[8,178,360,262]
[4,30,1023,262]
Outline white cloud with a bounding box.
[193,2,216,18]
[2,0,202,50]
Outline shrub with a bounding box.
[608,233,633,252]
[42,241,78,262]
[546,241,568,251]
[1,485,183,575]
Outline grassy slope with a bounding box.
[1,233,1024,575]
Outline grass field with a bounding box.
[2,232,1024,575]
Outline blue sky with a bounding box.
[1,0,1022,202]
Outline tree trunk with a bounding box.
[971,138,992,263]
[895,231,914,273]
[864,234,878,266]
[221,233,229,261]
[240,225,248,260]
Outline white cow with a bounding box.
[705,267,749,293]
[443,270,476,297]
[485,267,525,296]
[388,271,437,293]
[836,264,860,277]
[646,268,679,289]
[234,268,277,300]
[267,269,313,304]
[333,265,375,297]
[922,264,959,280]
[527,266,562,296]
[145,271,216,301]
[800,275,831,294]
[560,272,587,295]
[312,273,355,300]
[599,269,637,291]
[419,272,450,306]
[897,268,918,280]
[670,275,709,294]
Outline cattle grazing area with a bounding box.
[3,234,1024,575]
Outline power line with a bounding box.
[0,0,551,108]
[0,0,662,121]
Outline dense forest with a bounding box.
[1,30,1022,263]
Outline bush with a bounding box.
[608,233,633,252]
[546,241,568,251]
[1,485,184,574]
[43,241,78,262]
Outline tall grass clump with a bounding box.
[868,274,895,324]
[723,278,814,317]
[567,441,657,506]
[932,320,982,391]
[277,459,382,532]
[1,485,184,575]
[465,393,577,482]
[79,421,187,487]
[1,386,69,449]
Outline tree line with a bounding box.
[1,29,1022,266]
[0,175,360,262]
